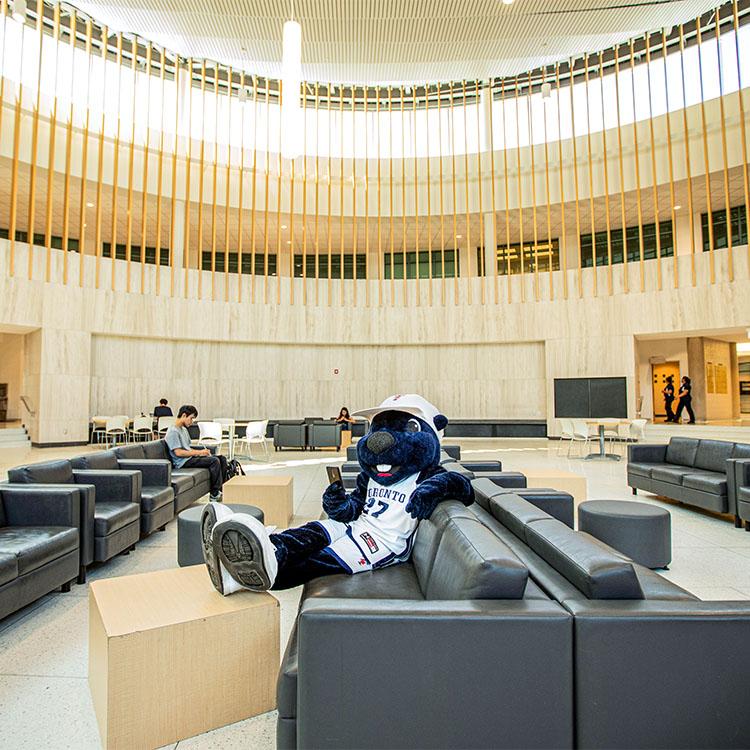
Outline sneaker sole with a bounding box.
[217,520,272,592]
[201,505,225,595]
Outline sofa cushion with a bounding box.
[425,517,528,600]
[142,441,169,460]
[0,552,18,586]
[93,502,140,536]
[651,465,689,485]
[682,471,728,496]
[523,519,644,599]
[140,486,175,513]
[70,451,119,471]
[489,493,552,540]
[7,460,74,485]
[0,526,79,575]
[694,440,735,474]
[304,563,425,600]
[627,462,663,478]
[411,501,476,590]
[171,472,196,493]
[114,444,146,460]
[665,437,699,467]
[277,621,299,719]
[177,468,210,487]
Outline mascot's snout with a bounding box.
[366,431,395,455]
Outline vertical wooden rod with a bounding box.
[583,53,598,296]
[645,36,664,291]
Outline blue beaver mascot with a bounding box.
[200,395,474,594]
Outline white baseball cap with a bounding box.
[352,394,444,440]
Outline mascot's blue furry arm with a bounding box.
[322,465,474,523]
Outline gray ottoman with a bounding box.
[177,503,265,567]
[578,500,671,569]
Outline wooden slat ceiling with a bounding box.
[71,0,721,85]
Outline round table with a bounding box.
[578,499,671,569]
[177,503,265,567]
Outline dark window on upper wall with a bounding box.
[701,204,748,251]
[0,229,79,252]
[104,243,168,265]
[201,250,277,276]
[486,240,559,276]
[580,221,673,267]
[384,249,459,279]
[293,253,367,279]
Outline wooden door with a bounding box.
[651,362,681,419]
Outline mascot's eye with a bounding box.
[405,418,421,433]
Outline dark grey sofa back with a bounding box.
[424,516,529,600]
[524,520,644,599]
[666,437,699,467]
[731,442,750,459]
[694,439,735,473]
[115,443,147,460]
[142,440,169,460]
[71,451,119,471]
[8,459,74,485]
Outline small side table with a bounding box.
[578,499,671,569]
[223,475,294,528]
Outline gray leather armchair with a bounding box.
[71,450,174,536]
[0,485,80,620]
[6,459,140,580]
[274,421,308,451]
[306,421,342,450]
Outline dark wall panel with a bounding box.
[554,377,627,419]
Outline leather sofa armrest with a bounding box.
[0,485,80,528]
[566,599,750,749]
[726,458,750,518]
[296,598,573,750]
[627,443,668,463]
[73,470,141,504]
[116,459,172,487]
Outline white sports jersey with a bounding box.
[322,472,421,573]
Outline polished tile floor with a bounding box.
[2,438,750,749]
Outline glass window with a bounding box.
[201,251,277,276]
[701,204,748,251]
[491,240,560,276]
[383,249,459,279]
[293,253,367,279]
[104,243,168,265]
[581,220,673,266]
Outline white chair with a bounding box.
[129,416,153,442]
[214,418,236,458]
[557,418,574,455]
[629,419,648,443]
[602,420,622,455]
[91,416,108,444]
[568,419,595,458]
[104,416,128,446]
[198,421,225,452]
[157,416,176,437]
[238,419,270,461]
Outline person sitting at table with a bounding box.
[334,406,355,430]
[153,398,173,418]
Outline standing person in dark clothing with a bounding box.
[153,399,173,418]
[165,405,229,500]
[674,376,696,424]
[662,376,676,423]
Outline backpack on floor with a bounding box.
[224,458,245,482]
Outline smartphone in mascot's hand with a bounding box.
[326,465,343,485]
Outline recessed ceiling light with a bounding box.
[502,0,514,5]
[86,202,94,207]
[286,240,292,245]
[281,224,288,229]
[673,204,682,210]
[456,234,462,239]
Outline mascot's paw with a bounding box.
[322,481,352,521]
[405,485,440,520]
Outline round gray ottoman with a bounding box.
[578,500,671,569]
[177,503,265,567]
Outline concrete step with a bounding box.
[0,440,32,449]
[0,427,30,449]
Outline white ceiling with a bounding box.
[71,0,721,85]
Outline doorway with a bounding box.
[652,361,681,420]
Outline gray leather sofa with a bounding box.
[0,485,80,620]
[114,440,210,513]
[274,421,308,451]
[279,489,750,749]
[306,421,342,450]
[6,459,140,581]
[729,457,750,531]
[627,437,750,525]
[71,450,174,536]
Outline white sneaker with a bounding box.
[200,503,244,595]
[214,514,279,592]
[209,491,223,502]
